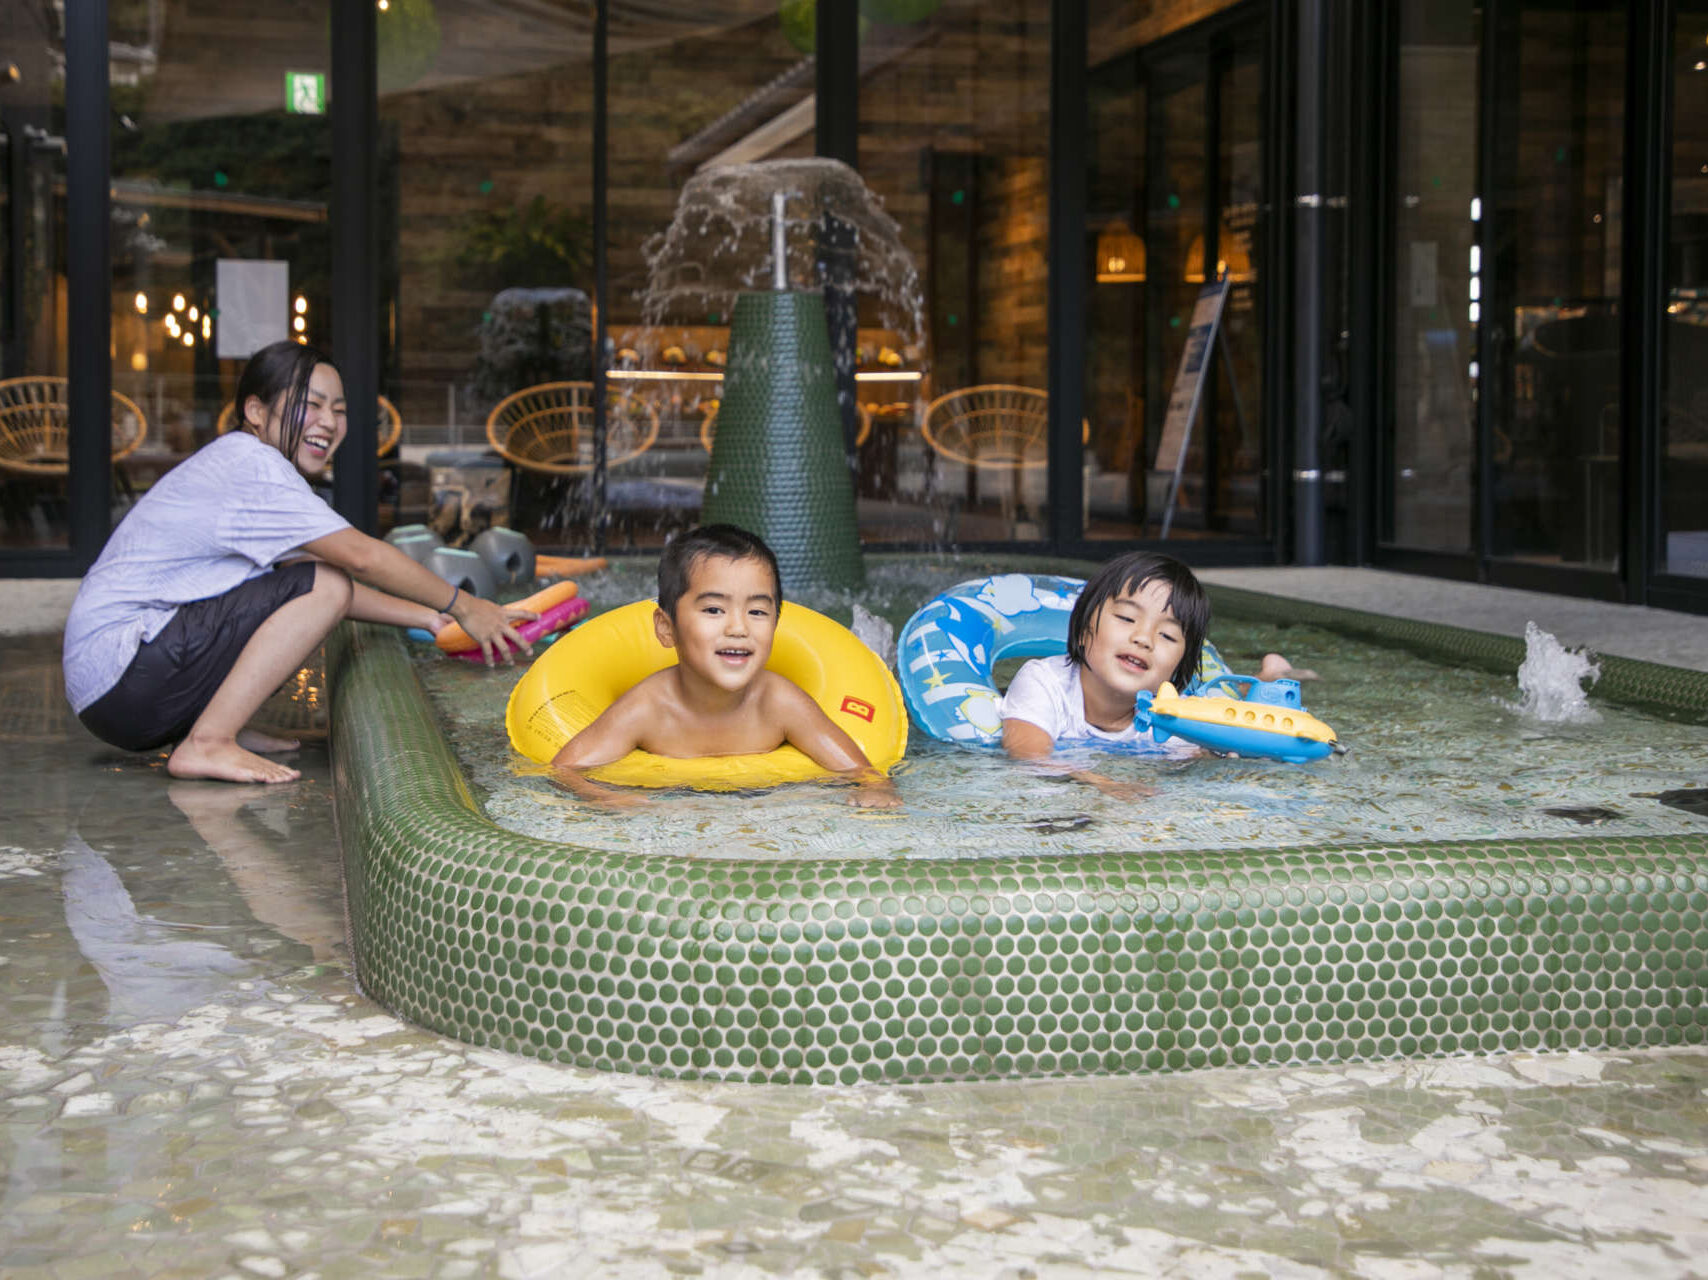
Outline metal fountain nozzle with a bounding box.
[771,190,788,291]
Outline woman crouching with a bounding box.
[63,340,533,784]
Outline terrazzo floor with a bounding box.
[4,570,1708,1277]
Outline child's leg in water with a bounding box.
[168,564,354,784]
[1258,653,1318,682]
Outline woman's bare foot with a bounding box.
[168,736,301,784]
[237,726,301,753]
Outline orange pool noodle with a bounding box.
[435,579,581,653]
[535,554,608,579]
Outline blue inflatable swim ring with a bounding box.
[897,573,1228,746]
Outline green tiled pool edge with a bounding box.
[327,604,1708,1085]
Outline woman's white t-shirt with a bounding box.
[1000,654,1196,756]
[62,432,350,713]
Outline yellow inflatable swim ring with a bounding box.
[506,599,908,791]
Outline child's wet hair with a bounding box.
[234,339,332,464]
[1067,551,1208,688]
[657,524,782,617]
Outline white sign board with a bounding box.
[1150,277,1230,537]
[215,259,289,360]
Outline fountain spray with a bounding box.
[643,160,921,591]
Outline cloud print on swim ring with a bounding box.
[977,573,1074,617]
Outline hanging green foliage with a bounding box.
[859,0,940,23]
[378,0,441,94]
[448,194,592,291]
[779,0,887,54]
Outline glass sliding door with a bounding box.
[1209,42,1265,535]
[381,3,593,547]
[1486,0,1625,570]
[1663,1,1708,581]
[857,0,1053,543]
[106,0,333,525]
[1386,0,1628,579]
[1386,0,1479,554]
[1084,2,1269,543]
[603,3,809,551]
[0,6,69,550]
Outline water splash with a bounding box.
[1505,620,1601,723]
[851,602,896,668]
[639,157,924,350]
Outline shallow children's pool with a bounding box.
[326,554,1708,1084]
[417,557,1707,861]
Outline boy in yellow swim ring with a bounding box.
[550,525,902,809]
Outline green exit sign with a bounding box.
[285,71,326,115]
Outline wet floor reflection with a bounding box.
[5,628,1708,1276]
[1,634,348,1053]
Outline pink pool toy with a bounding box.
[450,595,590,664]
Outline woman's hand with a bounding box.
[449,594,533,666]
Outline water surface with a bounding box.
[417,557,1708,859]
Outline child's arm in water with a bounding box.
[767,674,901,809]
[1001,716,1158,801]
[548,683,657,809]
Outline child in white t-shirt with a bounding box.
[1000,551,1304,797]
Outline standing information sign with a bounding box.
[1151,273,1230,537]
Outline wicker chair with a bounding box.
[700,399,872,453]
[486,382,660,475]
[0,376,148,476]
[217,394,402,457]
[919,384,1088,537]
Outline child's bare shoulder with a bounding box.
[607,669,677,716]
[754,668,813,706]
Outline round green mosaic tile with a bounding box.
[328,620,1708,1084]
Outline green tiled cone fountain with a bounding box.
[701,289,865,589]
[645,160,926,589]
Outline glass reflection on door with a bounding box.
[1663,2,1708,580]
[1388,0,1481,554]
[1210,45,1264,535]
[1487,2,1625,569]
[1084,11,1267,543]
[107,1,333,527]
[0,12,69,549]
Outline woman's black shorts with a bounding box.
[78,561,320,753]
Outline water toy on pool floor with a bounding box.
[470,527,536,585]
[433,580,590,663]
[897,572,1335,762]
[507,599,906,790]
[425,546,498,600]
[1137,674,1337,763]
